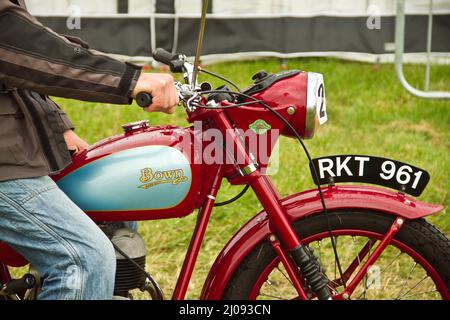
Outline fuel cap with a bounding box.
[122,120,149,133]
[252,70,269,82]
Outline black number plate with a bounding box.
[310,155,430,196]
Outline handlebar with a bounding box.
[136,81,199,110]
[136,92,153,108]
[152,48,176,65]
[135,48,199,109]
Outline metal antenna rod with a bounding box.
[191,0,209,88]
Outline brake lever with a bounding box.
[175,82,200,111]
[186,93,201,112]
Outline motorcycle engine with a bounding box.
[109,228,147,297]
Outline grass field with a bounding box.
[18,58,450,299]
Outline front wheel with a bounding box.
[223,210,450,300]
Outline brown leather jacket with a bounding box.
[0,0,141,181]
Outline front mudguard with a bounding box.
[201,185,444,300]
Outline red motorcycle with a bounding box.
[0,4,449,299]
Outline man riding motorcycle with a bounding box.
[0,0,178,299]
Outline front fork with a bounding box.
[251,175,331,300]
[212,109,406,300]
[212,110,332,299]
[179,110,404,300]
[211,110,406,300]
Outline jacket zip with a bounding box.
[16,89,60,172]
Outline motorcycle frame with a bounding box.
[0,97,444,300]
[165,104,444,300]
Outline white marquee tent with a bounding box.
[24,0,450,64]
[25,0,450,15]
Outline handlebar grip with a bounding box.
[2,274,36,295]
[136,92,153,108]
[152,48,175,65]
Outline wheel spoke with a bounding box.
[258,292,285,300]
[395,262,417,299]
[276,265,294,286]
[327,281,340,295]
[353,237,360,265]
[378,251,403,276]
[397,275,428,300]
[361,241,373,299]
[334,237,338,282]
[400,289,438,299]
[337,238,376,287]
[362,251,403,291]
[317,240,323,265]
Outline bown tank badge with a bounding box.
[139,167,188,189]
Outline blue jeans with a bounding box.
[0,176,117,300]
